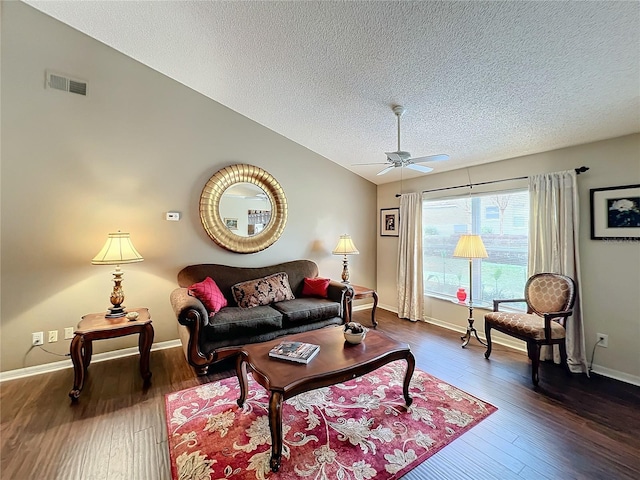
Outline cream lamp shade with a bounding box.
[332,234,360,256]
[453,234,488,259]
[92,231,144,265]
[92,232,143,318]
[332,234,359,283]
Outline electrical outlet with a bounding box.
[48,330,58,343]
[64,327,75,339]
[32,332,44,346]
[597,333,608,348]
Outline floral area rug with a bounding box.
[165,361,497,480]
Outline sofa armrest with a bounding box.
[170,287,215,371]
[170,288,210,326]
[327,280,352,320]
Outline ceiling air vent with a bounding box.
[45,71,87,96]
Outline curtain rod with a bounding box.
[395,166,589,197]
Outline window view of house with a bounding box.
[423,190,529,307]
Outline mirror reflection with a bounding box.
[219,182,272,237]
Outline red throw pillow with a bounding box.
[188,277,228,315]
[301,277,331,298]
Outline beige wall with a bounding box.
[378,134,640,383]
[0,2,377,372]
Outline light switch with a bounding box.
[166,212,181,221]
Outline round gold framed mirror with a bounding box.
[199,164,287,253]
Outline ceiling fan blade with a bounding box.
[377,165,396,176]
[410,154,450,164]
[406,163,433,173]
[352,162,392,166]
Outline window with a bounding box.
[423,190,529,306]
[485,206,499,219]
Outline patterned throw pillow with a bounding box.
[301,277,331,298]
[188,277,228,316]
[232,272,295,309]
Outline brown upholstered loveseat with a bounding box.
[170,260,351,375]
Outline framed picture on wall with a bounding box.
[380,208,399,236]
[590,184,640,240]
[224,218,238,231]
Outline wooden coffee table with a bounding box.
[236,326,415,472]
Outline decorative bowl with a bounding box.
[125,311,139,321]
[344,329,367,344]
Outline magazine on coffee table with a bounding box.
[268,341,320,364]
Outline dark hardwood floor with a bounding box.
[1,309,639,479]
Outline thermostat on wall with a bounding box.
[166,211,181,221]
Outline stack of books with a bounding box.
[268,341,320,364]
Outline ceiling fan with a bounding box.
[355,105,449,176]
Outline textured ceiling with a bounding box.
[25,1,640,185]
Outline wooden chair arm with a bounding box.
[543,310,573,341]
[543,310,573,320]
[492,298,527,311]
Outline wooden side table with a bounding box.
[69,307,153,401]
[347,284,378,328]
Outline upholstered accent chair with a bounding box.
[484,273,576,386]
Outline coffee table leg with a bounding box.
[236,355,248,408]
[403,352,416,407]
[269,391,283,472]
[69,334,85,401]
[138,323,154,384]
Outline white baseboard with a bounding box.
[0,339,181,383]
[5,320,639,387]
[378,303,397,314]
[351,304,374,312]
[424,315,528,353]
[426,316,640,385]
[375,305,638,386]
[590,364,640,387]
[378,302,524,350]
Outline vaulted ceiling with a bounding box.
[26,1,640,184]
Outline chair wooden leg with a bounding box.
[526,342,535,360]
[484,321,493,359]
[530,342,541,386]
[559,340,569,373]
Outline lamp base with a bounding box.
[461,316,487,348]
[340,256,351,283]
[105,306,126,318]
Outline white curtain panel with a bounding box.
[397,192,424,321]
[529,171,588,374]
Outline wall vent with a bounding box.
[45,71,87,96]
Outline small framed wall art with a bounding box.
[224,218,238,231]
[590,184,640,240]
[380,208,399,237]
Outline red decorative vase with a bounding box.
[456,288,467,303]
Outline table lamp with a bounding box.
[453,234,488,348]
[92,231,144,318]
[332,234,359,283]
